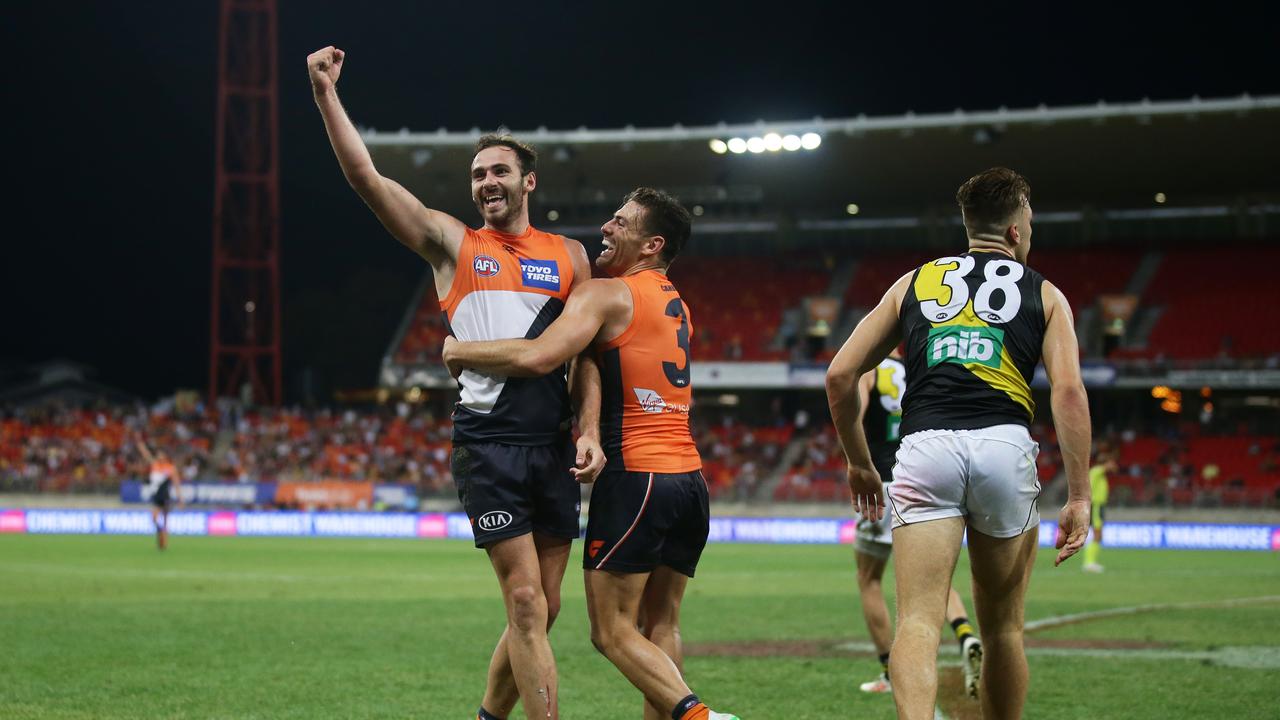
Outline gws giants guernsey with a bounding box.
[898,251,1046,437]
[597,270,701,474]
[441,226,576,444]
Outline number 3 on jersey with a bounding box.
[915,256,1024,324]
[663,298,691,387]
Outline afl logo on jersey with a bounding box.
[477,510,513,532]
[473,255,501,277]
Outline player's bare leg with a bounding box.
[586,568,694,714]
[855,551,893,657]
[637,566,690,720]
[482,533,571,718]
[152,506,167,550]
[888,516,965,720]
[485,533,559,720]
[968,525,1038,720]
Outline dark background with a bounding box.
[5,1,1276,400]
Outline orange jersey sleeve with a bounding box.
[597,270,701,474]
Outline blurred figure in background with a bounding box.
[136,433,181,550]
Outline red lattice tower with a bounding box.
[209,0,282,406]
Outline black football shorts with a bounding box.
[451,437,581,548]
[583,469,709,577]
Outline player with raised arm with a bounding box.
[826,167,1092,720]
[307,47,602,720]
[849,350,983,700]
[136,432,181,551]
[444,188,738,720]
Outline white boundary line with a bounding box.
[1023,594,1280,633]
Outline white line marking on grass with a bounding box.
[1022,594,1280,632]
[832,640,1280,669]
[835,596,1280,671]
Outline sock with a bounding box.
[673,694,707,720]
[879,652,890,675]
[477,707,504,720]
[1084,536,1101,566]
[951,617,975,649]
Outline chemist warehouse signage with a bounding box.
[1,510,1277,551]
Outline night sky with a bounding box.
[5,2,1276,401]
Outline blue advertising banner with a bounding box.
[2,509,1277,551]
[120,481,277,506]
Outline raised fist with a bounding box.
[307,46,345,96]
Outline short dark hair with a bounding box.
[623,187,692,265]
[956,167,1031,233]
[474,134,537,175]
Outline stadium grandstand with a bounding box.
[6,96,1278,515]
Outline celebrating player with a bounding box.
[444,188,738,720]
[136,433,181,551]
[308,46,603,720]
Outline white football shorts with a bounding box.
[887,424,1040,538]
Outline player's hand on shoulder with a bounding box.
[571,435,605,484]
[441,336,463,378]
[1054,498,1091,567]
[846,463,884,521]
[307,46,345,97]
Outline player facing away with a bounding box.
[135,434,181,550]
[1083,453,1114,572]
[443,188,738,720]
[307,47,604,720]
[826,167,1092,720]
[850,351,983,699]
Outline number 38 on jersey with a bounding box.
[914,255,1025,324]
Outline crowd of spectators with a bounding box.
[4,401,1278,507]
[0,403,455,496]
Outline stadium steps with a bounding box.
[210,428,235,466]
[825,258,858,301]
[1076,306,1099,355]
[384,272,436,367]
[758,433,811,499]
[770,306,807,352]
[1125,250,1165,297]
[1126,305,1165,350]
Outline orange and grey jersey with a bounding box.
[597,270,701,474]
[147,461,177,490]
[898,251,1046,436]
[441,226,577,445]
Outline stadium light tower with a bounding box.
[209,0,282,406]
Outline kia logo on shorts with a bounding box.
[477,511,513,532]
[474,255,501,277]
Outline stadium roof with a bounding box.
[364,95,1280,220]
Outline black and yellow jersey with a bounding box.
[898,251,1045,436]
[862,357,906,473]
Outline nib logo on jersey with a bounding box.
[633,388,690,415]
[519,258,560,291]
[927,326,1005,368]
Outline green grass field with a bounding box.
[2,535,1278,719]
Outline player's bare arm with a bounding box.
[1041,280,1093,566]
[442,279,628,377]
[826,271,910,521]
[135,433,155,464]
[307,46,466,286]
[569,352,605,483]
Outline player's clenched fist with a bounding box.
[307,46,345,97]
